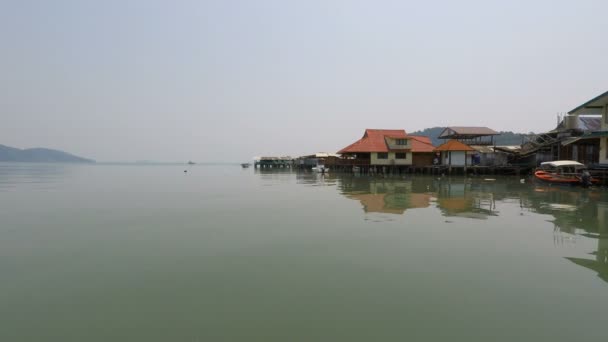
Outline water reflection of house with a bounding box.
[436,180,498,219]
[519,185,608,283]
[525,186,602,234]
[565,202,608,283]
[342,180,432,215]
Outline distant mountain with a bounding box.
[408,127,445,146]
[409,127,530,146]
[0,144,94,163]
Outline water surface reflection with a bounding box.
[297,173,608,284]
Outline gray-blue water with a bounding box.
[1,163,607,341]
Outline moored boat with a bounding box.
[241,163,251,168]
[534,160,598,187]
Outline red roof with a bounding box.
[338,129,407,153]
[408,135,435,153]
[434,139,476,152]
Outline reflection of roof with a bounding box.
[338,129,407,153]
[438,197,470,210]
[565,257,608,283]
[439,127,499,138]
[346,192,431,215]
[347,193,405,214]
[409,135,435,153]
[410,193,432,208]
[434,140,476,152]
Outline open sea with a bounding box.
[1,162,607,341]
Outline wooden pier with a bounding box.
[590,167,608,186]
[329,163,533,177]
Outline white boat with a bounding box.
[534,160,597,187]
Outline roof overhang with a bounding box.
[562,131,608,145]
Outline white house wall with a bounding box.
[442,151,466,166]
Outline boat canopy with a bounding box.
[540,160,585,168]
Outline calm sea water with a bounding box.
[1,163,607,341]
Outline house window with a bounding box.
[395,152,407,159]
[396,139,408,145]
[377,152,388,159]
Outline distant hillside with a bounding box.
[0,144,94,163]
[409,127,530,146]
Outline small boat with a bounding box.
[241,163,251,168]
[534,160,598,187]
[187,161,196,165]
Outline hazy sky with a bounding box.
[1,0,607,162]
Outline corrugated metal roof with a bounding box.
[553,115,601,133]
[469,145,496,153]
[439,127,499,137]
[296,152,341,159]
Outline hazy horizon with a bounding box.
[1,0,607,162]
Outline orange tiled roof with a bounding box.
[434,139,476,152]
[338,129,407,153]
[408,135,435,153]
